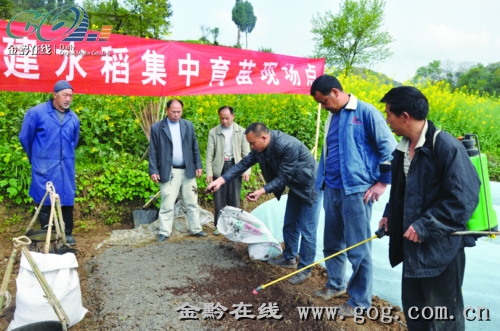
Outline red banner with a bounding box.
[0,20,324,96]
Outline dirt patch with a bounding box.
[75,237,407,331]
[0,204,407,330]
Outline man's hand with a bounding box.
[206,177,226,193]
[243,174,250,182]
[150,174,160,183]
[404,225,421,243]
[206,175,213,183]
[246,188,266,202]
[196,169,203,178]
[364,182,387,204]
[379,217,388,232]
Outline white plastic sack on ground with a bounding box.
[97,199,213,248]
[217,206,282,261]
[7,252,87,330]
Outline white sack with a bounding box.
[7,252,87,330]
[217,206,282,261]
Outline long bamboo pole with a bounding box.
[313,103,322,159]
[0,248,17,315]
[26,190,50,234]
[44,193,57,254]
[14,236,70,330]
[55,195,68,246]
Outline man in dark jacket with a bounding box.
[19,80,80,246]
[379,86,481,331]
[149,98,206,242]
[206,122,321,285]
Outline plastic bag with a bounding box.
[217,206,282,261]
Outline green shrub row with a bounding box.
[1,73,499,226]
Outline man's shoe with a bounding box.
[157,234,169,242]
[314,288,347,300]
[288,271,311,285]
[267,256,297,269]
[65,235,76,246]
[193,231,207,237]
[213,229,221,236]
[337,303,356,317]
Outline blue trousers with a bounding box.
[323,187,373,308]
[282,191,322,273]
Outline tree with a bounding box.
[46,0,56,12]
[311,0,394,76]
[258,47,273,53]
[412,60,477,89]
[457,62,500,96]
[231,0,245,47]
[10,0,75,11]
[458,64,490,93]
[5,0,77,27]
[199,25,211,44]
[211,27,220,45]
[197,26,220,45]
[11,0,49,11]
[232,0,257,49]
[412,60,444,84]
[0,0,14,20]
[242,1,256,49]
[83,0,173,40]
[5,0,76,19]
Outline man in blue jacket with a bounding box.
[149,98,206,242]
[19,80,80,246]
[310,75,397,316]
[379,86,480,331]
[206,122,321,285]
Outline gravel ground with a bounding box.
[87,238,246,331]
[84,235,407,331]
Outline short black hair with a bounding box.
[380,86,429,120]
[245,122,269,136]
[310,75,344,96]
[167,98,184,108]
[218,105,234,115]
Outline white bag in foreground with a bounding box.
[7,252,88,330]
[217,206,282,261]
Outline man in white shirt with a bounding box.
[149,99,205,242]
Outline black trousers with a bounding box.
[213,160,242,226]
[402,247,465,331]
[38,205,74,235]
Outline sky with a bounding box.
[168,0,500,82]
